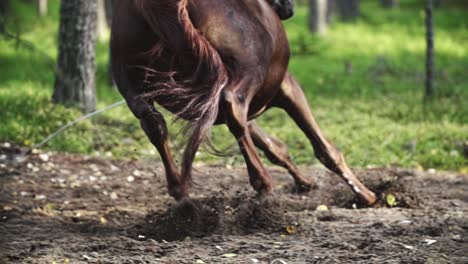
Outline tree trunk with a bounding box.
[0,0,9,32]
[326,0,336,23]
[337,0,359,21]
[53,0,97,113]
[425,0,435,98]
[309,0,328,36]
[38,0,47,16]
[380,0,398,8]
[0,0,8,15]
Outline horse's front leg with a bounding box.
[222,80,273,195]
[272,72,377,205]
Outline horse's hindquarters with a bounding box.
[192,0,290,118]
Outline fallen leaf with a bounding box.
[223,253,237,258]
[44,203,55,210]
[110,192,118,200]
[386,193,397,207]
[39,154,49,162]
[398,220,412,225]
[35,194,47,200]
[316,205,329,211]
[423,239,437,245]
[100,217,107,224]
[402,244,414,250]
[285,225,297,234]
[415,164,424,172]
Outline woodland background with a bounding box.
[0,0,467,172]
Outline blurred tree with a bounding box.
[0,0,8,32]
[326,0,336,23]
[425,0,435,98]
[38,0,47,16]
[380,0,398,8]
[53,0,97,113]
[309,0,328,35]
[337,0,359,21]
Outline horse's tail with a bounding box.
[134,0,228,182]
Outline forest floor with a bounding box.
[0,143,467,263]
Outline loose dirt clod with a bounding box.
[135,198,220,241]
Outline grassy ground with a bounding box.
[0,1,466,171]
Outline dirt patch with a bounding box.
[132,195,289,242]
[1,143,467,263]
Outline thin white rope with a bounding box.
[33,100,126,149]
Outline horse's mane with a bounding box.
[133,0,228,181]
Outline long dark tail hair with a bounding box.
[134,0,228,182]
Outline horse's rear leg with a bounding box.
[273,73,377,205]
[126,96,188,200]
[222,89,273,195]
[248,121,314,192]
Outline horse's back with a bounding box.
[192,0,288,70]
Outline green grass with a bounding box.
[0,1,467,171]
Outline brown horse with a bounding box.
[111,0,377,205]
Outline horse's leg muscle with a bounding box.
[222,80,273,195]
[273,73,377,205]
[125,96,187,200]
[248,120,313,192]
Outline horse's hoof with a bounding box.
[361,191,378,207]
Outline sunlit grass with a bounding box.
[0,1,466,171]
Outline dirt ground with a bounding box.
[1,143,467,264]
